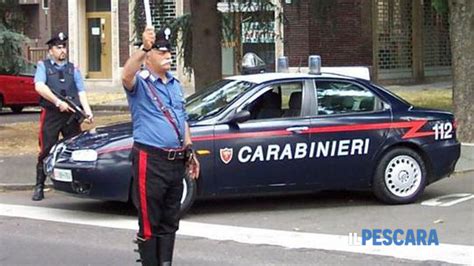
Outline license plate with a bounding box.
[53,169,72,182]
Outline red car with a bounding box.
[0,64,39,113]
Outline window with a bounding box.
[86,0,111,12]
[316,81,381,115]
[186,80,254,121]
[244,82,303,120]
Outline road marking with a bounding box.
[421,193,474,207]
[0,203,473,265]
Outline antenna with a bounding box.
[297,57,303,73]
[143,0,152,26]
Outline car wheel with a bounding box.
[11,106,24,113]
[179,173,197,217]
[0,95,4,111]
[373,147,427,204]
[129,173,197,217]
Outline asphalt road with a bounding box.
[0,172,473,265]
[0,107,41,124]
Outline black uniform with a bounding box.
[131,143,187,266]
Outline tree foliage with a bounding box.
[431,0,449,13]
[0,0,27,32]
[0,1,28,75]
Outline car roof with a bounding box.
[225,67,371,85]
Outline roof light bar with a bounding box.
[308,55,321,75]
[277,56,289,73]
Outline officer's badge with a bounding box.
[58,32,66,41]
[164,28,171,40]
[139,69,151,80]
[220,148,233,164]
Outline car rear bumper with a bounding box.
[423,140,461,184]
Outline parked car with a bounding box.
[44,67,460,215]
[0,63,39,113]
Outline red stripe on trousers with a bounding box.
[138,150,152,239]
[38,108,46,153]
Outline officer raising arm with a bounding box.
[32,32,94,201]
[122,26,200,265]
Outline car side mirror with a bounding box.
[229,110,251,124]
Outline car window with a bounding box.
[186,79,255,121]
[315,81,380,115]
[243,82,303,120]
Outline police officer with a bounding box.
[32,32,94,201]
[122,26,200,266]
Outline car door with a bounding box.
[307,79,392,189]
[213,79,313,194]
[16,74,37,104]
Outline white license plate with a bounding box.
[53,169,72,182]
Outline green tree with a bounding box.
[0,0,28,74]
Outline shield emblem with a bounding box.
[220,148,233,164]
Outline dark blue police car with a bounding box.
[44,67,460,215]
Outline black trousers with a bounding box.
[131,142,185,240]
[36,108,81,180]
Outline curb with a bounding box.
[0,183,53,192]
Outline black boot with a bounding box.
[135,237,158,266]
[157,234,175,266]
[32,166,46,201]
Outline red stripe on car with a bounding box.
[97,120,434,154]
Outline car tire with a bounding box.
[373,147,427,204]
[11,106,24,113]
[129,173,197,217]
[179,173,197,217]
[0,95,4,111]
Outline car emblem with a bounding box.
[220,148,233,164]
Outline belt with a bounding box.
[134,142,187,161]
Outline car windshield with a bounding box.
[186,79,255,121]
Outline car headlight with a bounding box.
[71,149,98,162]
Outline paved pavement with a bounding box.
[0,172,473,265]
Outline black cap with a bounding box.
[153,28,172,51]
[46,32,68,46]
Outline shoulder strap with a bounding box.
[43,60,56,75]
[144,79,184,146]
[65,62,75,75]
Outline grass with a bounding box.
[86,92,126,105]
[0,113,130,156]
[388,89,453,111]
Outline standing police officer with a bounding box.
[122,26,200,266]
[32,32,94,201]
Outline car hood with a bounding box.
[63,122,132,150]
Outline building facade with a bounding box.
[20,0,452,90]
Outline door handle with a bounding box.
[286,126,309,133]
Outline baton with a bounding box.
[143,0,152,26]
